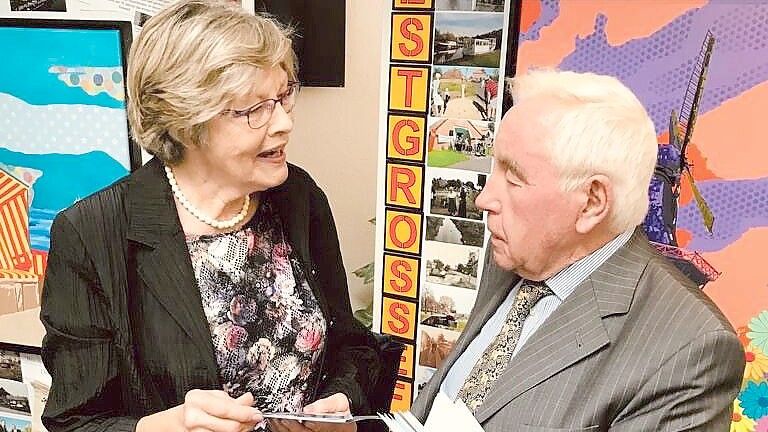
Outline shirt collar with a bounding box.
[544,230,634,301]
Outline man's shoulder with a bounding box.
[632,249,736,336]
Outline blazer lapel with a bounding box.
[474,229,652,424]
[474,281,609,423]
[125,158,218,363]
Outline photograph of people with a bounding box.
[39,1,381,431]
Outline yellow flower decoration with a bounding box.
[744,344,768,386]
[732,399,756,432]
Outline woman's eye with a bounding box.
[251,103,272,116]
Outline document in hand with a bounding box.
[261,411,427,431]
[261,412,381,423]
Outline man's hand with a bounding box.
[269,393,357,432]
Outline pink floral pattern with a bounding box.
[186,200,326,413]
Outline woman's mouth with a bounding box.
[258,147,285,159]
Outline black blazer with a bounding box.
[40,158,381,432]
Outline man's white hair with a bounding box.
[511,69,658,233]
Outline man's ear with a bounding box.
[575,174,612,234]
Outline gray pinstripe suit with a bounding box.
[412,230,744,431]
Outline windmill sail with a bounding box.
[685,167,715,233]
[678,31,716,234]
[679,30,715,162]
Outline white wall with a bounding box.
[288,0,388,311]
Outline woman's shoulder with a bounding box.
[56,173,132,230]
[285,163,316,186]
[276,163,323,196]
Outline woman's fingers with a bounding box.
[183,389,262,431]
[303,393,350,415]
[186,414,257,432]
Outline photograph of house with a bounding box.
[0,379,30,416]
[433,12,503,67]
[428,117,494,172]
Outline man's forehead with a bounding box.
[494,107,549,164]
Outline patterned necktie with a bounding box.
[457,279,554,412]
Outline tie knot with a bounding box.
[518,279,554,304]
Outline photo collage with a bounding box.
[0,349,51,432]
[416,0,508,393]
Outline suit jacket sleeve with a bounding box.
[308,183,381,415]
[39,213,139,432]
[610,329,744,431]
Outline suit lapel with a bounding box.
[474,281,609,423]
[474,229,652,424]
[126,158,218,364]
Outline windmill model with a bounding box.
[643,30,720,287]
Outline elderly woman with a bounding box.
[39,1,381,431]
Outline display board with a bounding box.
[372,0,513,410]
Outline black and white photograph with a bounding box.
[433,13,503,67]
[436,0,505,12]
[426,215,485,247]
[424,241,480,290]
[428,117,494,172]
[9,0,66,12]
[0,379,30,416]
[415,366,436,392]
[0,352,20,383]
[428,167,486,221]
[430,66,499,122]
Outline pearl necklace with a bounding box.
[164,165,250,230]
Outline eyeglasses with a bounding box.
[222,81,301,129]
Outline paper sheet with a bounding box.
[424,392,484,432]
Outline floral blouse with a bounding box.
[186,199,327,414]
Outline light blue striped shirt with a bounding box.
[440,230,633,400]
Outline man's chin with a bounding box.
[491,249,517,272]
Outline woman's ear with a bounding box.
[575,174,612,234]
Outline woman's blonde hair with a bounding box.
[126,0,296,164]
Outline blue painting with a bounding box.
[0,24,132,261]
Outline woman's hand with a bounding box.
[269,393,357,432]
[136,389,263,432]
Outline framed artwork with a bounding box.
[0,18,137,325]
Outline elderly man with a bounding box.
[411,69,744,431]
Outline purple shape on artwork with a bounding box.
[519,0,559,43]
[645,177,671,244]
[557,2,768,134]
[677,177,768,252]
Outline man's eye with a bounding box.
[505,170,522,186]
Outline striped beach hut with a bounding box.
[0,166,40,316]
